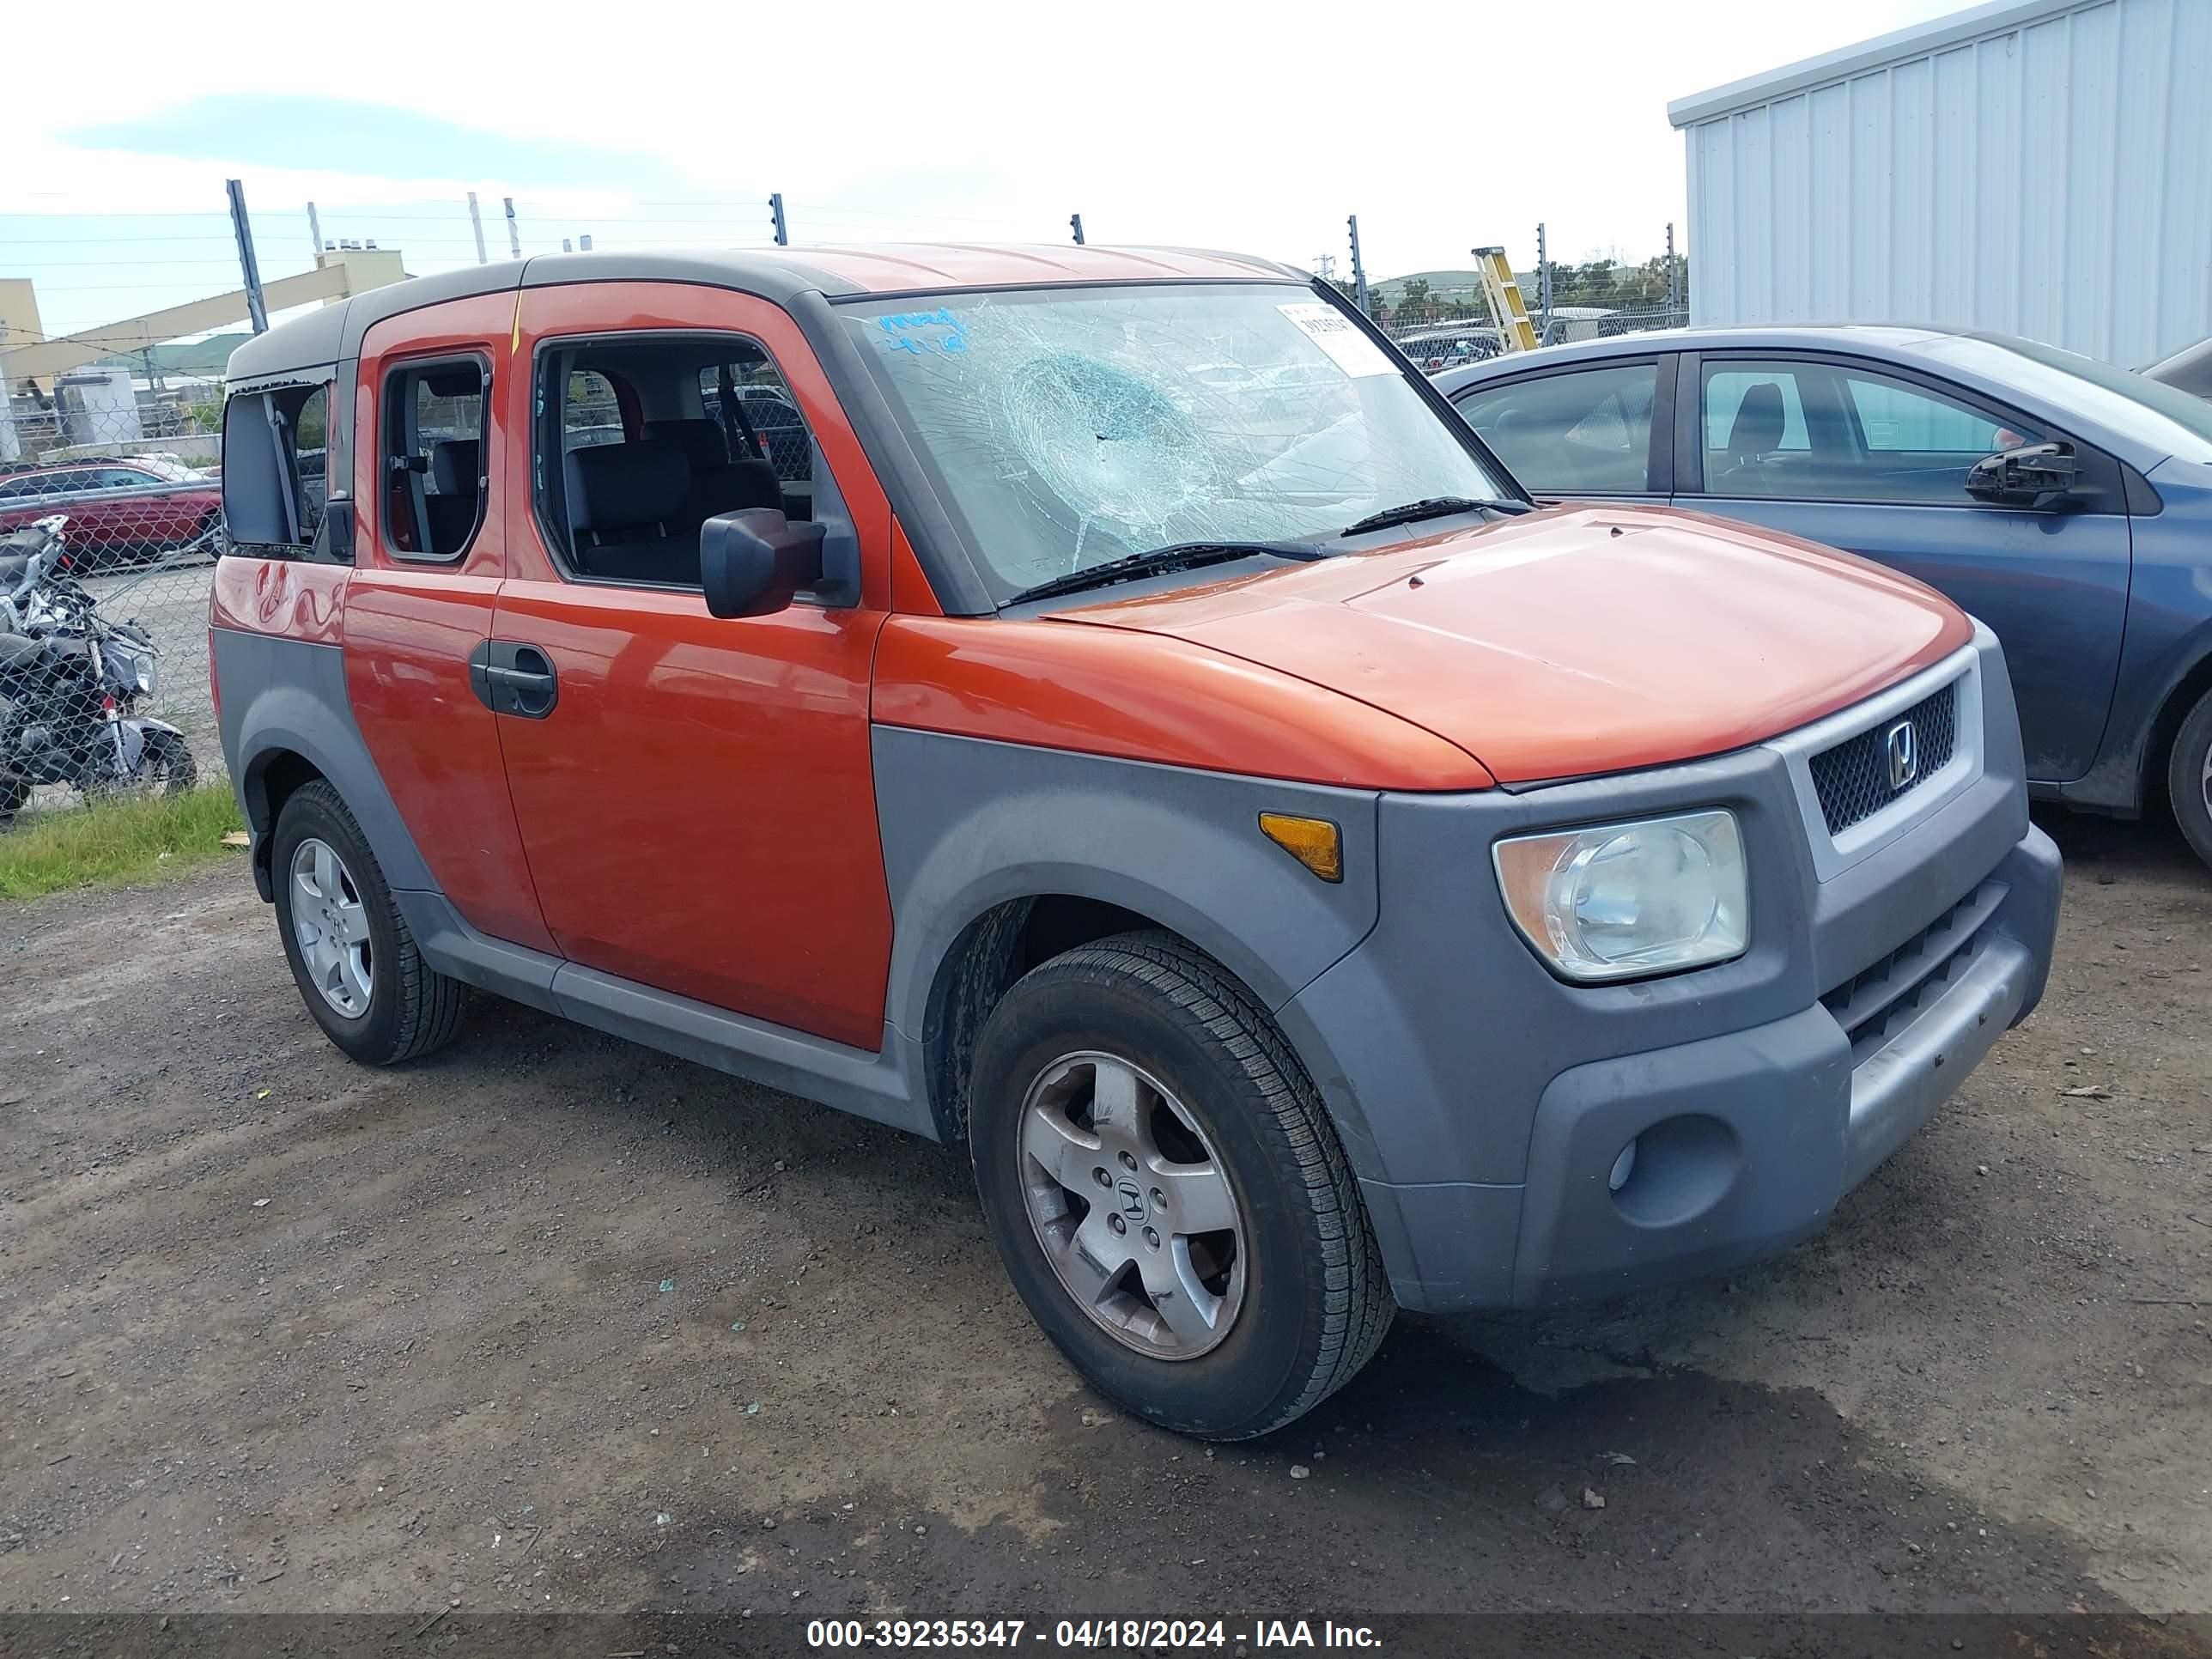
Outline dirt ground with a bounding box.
[2,806,2208,1643]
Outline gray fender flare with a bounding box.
[212,629,434,894]
[872,726,1385,1164]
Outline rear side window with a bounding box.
[382,358,489,562]
[1453,363,1656,495]
[222,381,331,556]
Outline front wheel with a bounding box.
[969,932,1393,1440]
[271,781,469,1065]
[2166,685,2212,871]
[139,727,197,794]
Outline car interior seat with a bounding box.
[563,440,702,586]
[425,441,483,556]
[639,418,783,530]
[1716,383,1788,494]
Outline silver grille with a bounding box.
[1807,681,1960,836]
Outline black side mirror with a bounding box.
[701,507,825,619]
[1966,442,2081,509]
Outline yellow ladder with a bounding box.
[1472,246,1540,353]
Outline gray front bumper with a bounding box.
[1840,915,2036,1191]
[1502,826,2057,1308]
[1276,628,2061,1313]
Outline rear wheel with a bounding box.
[969,931,1393,1440]
[271,781,468,1065]
[2166,685,2212,871]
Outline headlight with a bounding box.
[1492,809,1748,983]
[103,641,158,696]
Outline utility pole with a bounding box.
[227,179,270,334]
[467,191,489,264]
[503,197,522,260]
[1068,213,1085,246]
[769,192,789,246]
[1534,222,1552,343]
[307,200,324,263]
[1665,221,1680,313]
[1346,215,1370,315]
[1314,252,1335,282]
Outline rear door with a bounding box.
[1672,351,2132,784]
[343,295,553,953]
[1445,356,1672,505]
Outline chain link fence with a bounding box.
[2,386,226,824]
[1381,301,1690,368]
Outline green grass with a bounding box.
[0,786,246,902]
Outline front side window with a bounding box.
[841,283,1513,604]
[534,332,814,589]
[563,369,625,451]
[382,358,488,561]
[1698,358,2043,505]
[1454,363,1656,495]
[1703,367,1811,477]
[700,365,811,486]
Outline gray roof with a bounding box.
[1668,0,2086,127]
[225,248,878,385]
[226,243,1311,386]
[1430,323,1967,394]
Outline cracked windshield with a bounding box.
[843,284,1510,602]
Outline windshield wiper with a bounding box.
[1339,495,1532,538]
[1006,540,1327,606]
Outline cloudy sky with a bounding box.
[5,0,1956,339]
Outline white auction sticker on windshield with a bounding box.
[1277,302,1399,377]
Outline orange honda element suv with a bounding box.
[214,246,2061,1439]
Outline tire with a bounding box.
[2166,684,2212,872]
[270,781,468,1066]
[968,931,1393,1440]
[0,768,27,829]
[140,728,198,794]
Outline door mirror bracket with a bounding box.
[1966,442,2082,510]
[701,507,826,619]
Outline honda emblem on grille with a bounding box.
[1885,720,1918,791]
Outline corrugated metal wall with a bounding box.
[1680,0,2211,365]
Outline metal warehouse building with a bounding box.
[1668,0,2210,366]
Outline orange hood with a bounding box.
[1050,503,1972,785]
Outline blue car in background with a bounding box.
[1435,327,2212,868]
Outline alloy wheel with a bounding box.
[289,836,374,1018]
[1017,1051,1246,1360]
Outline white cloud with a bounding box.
[9,0,1966,314]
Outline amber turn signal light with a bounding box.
[1258,813,1343,883]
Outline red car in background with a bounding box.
[0,457,224,570]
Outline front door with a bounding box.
[1674,353,2132,784]
[491,283,896,1053]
